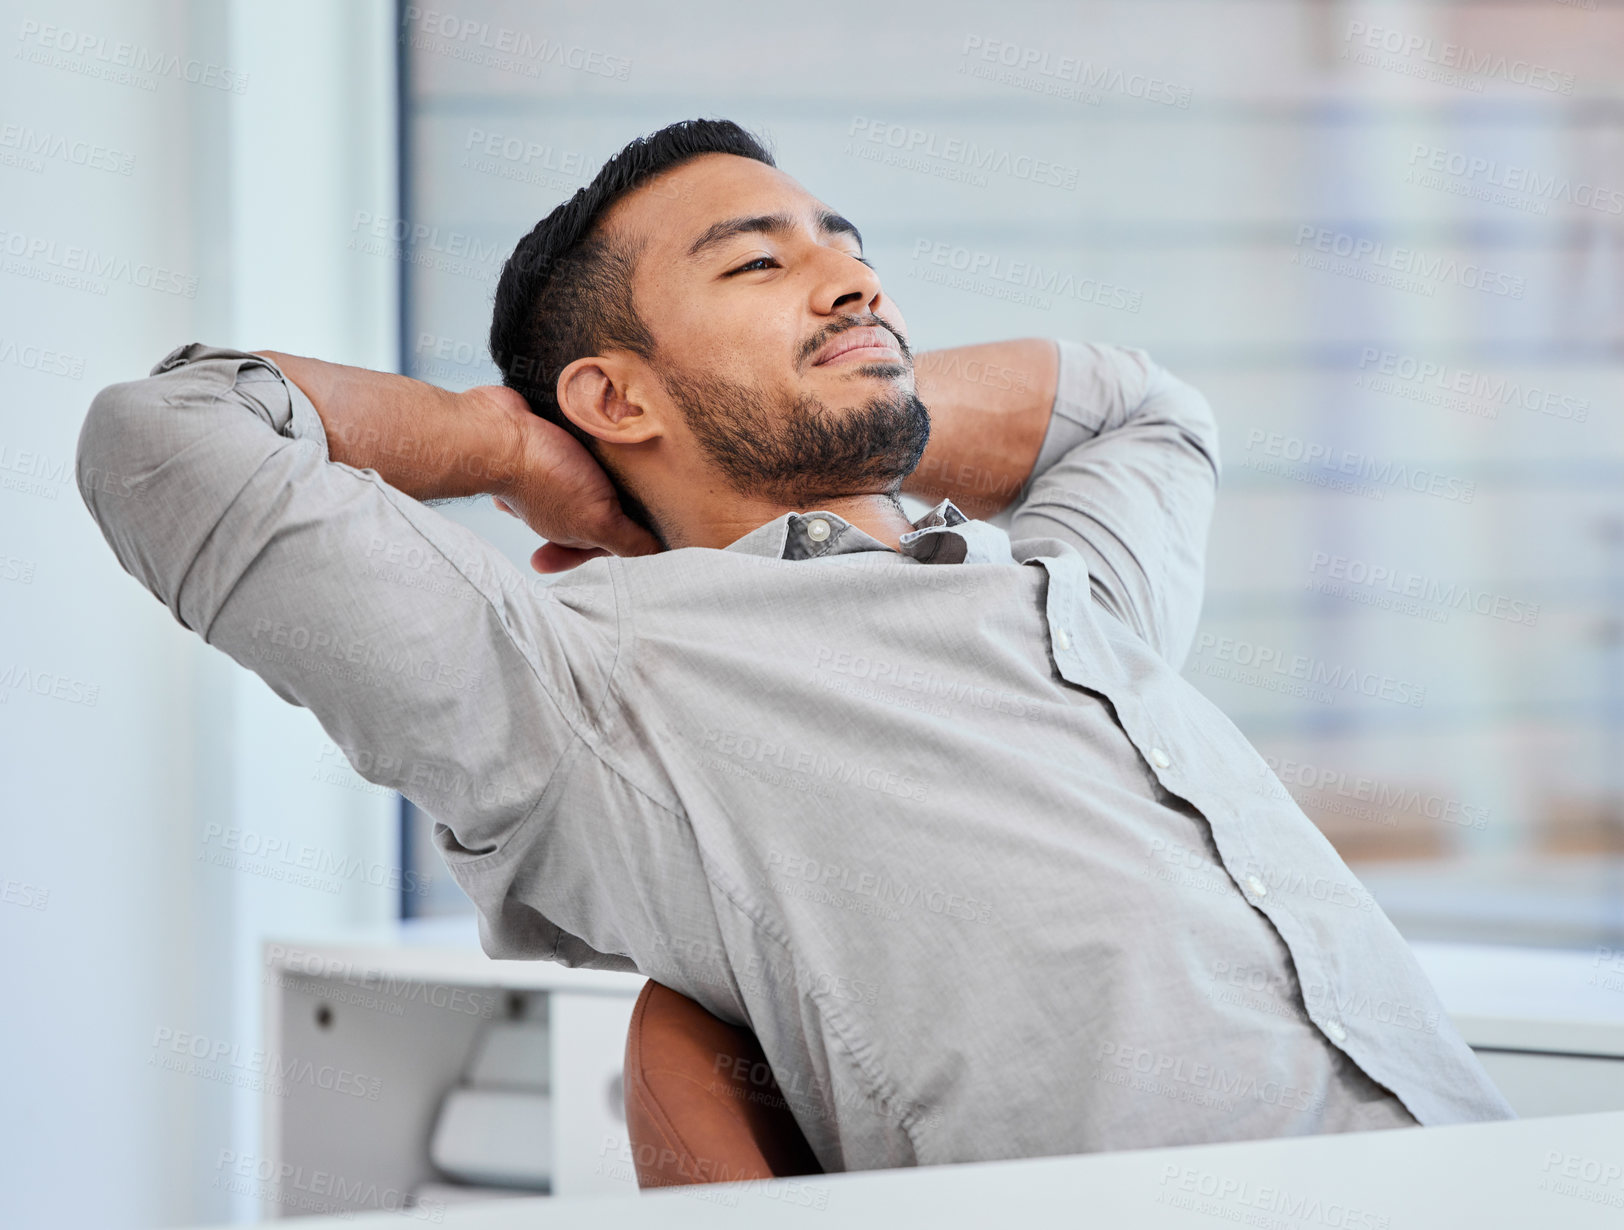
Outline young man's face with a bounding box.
[600,152,930,507]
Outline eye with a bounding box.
[852,255,875,269]
[726,256,779,276]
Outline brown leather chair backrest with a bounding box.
[622,979,824,1188]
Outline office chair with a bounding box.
[622,979,824,1188]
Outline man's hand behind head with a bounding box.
[466,384,663,574]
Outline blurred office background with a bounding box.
[1,0,1620,1225]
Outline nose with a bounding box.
[810,247,885,318]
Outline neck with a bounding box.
[683,490,918,553]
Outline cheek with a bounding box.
[710,311,800,375]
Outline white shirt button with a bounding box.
[1053,627,1071,651]
[1149,747,1171,769]
[1245,873,1268,898]
[805,517,831,543]
[1325,1018,1348,1044]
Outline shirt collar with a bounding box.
[721,498,1015,566]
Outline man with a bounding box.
[76,118,1514,1173]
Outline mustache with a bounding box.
[796,314,912,369]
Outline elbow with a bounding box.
[76,379,152,511]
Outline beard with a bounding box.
[656,346,932,510]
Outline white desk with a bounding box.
[1410,940,1624,1119]
[1411,939,1624,1056]
[186,1107,1624,1228]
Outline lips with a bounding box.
[811,325,903,367]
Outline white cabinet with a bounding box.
[548,992,643,1196]
[1472,1050,1624,1118]
[259,920,643,1219]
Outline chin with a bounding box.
[819,360,912,387]
[856,360,911,379]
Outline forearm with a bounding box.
[254,351,524,502]
[903,338,1058,518]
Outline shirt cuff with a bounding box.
[1028,339,1155,481]
[149,343,331,463]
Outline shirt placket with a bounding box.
[1030,553,1357,1059]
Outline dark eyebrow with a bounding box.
[817,209,863,249]
[684,209,864,261]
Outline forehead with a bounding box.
[601,153,830,263]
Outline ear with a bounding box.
[556,354,661,446]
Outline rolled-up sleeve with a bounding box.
[75,343,622,868]
[1010,340,1222,670]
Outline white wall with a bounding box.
[0,1,398,1225]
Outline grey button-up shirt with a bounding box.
[76,338,1514,1174]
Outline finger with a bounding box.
[493,496,516,518]
[530,542,609,574]
[596,517,664,559]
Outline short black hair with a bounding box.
[488,118,777,538]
